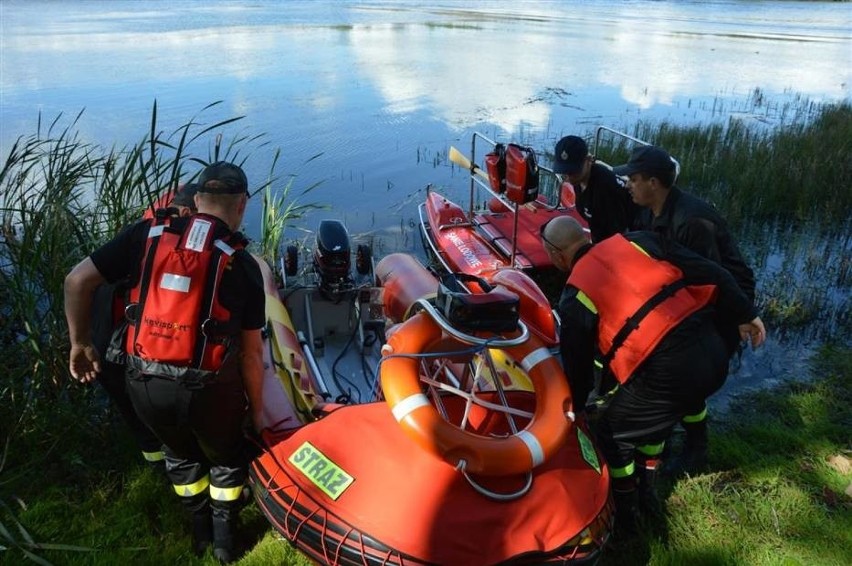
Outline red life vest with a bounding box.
[567,234,717,383]
[124,214,244,382]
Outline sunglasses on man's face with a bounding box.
[540,220,560,251]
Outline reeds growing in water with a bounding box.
[0,102,318,440]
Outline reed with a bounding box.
[0,103,316,479]
[594,98,852,226]
[255,149,326,271]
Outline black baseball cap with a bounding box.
[170,183,198,208]
[552,136,588,175]
[196,162,249,195]
[612,146,676,177]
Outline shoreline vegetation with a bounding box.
[1,98,850,564]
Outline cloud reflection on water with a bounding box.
[2,1,849,137]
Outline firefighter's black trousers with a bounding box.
[91,284,163,459]
[596,312,729,474]
[126,361,248,505]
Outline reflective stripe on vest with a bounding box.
[567,234,716,383]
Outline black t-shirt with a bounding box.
[90,214,265,333]
[576,162,638,243]
[633,187,755,302]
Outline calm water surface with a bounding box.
[2,0,850,406]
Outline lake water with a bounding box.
[2,0,850,408]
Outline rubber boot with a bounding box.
[184,495,212,557]
[211,502,237,564]
[636,457,664,518]
[681,419,709,474]
[612,476,639,537]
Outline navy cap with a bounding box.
[196,162,249,195]
[552,136,588,175]
[612,146,676,177]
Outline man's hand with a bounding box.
[69,342,101,383]
[738,316,766,349]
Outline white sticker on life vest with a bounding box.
[185,218,213,252]
[160,273,191,293]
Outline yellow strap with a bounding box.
[629,241,650,256]
[142,450,165,463]
[210,484,244,502]
[610,461,635,479]
[637,442,666,457]
[576,291,597,314]
[682,408,707,423]
[173,475,210,498]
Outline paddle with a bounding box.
[449,145,537,212]
[448,146,491,183]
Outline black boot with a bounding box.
[637,457,664,518]
[185,495,212,557]
[211,502,237,564]
[681,419,709,474]
[612,477,640,537]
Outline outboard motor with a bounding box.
[313,220,354,298]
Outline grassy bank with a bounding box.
[600,345,852,566]
[1,346,847,565]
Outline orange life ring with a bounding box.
[380,312,573,476]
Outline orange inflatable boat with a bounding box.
[249,222,613,565]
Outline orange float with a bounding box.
[380,311,573,476]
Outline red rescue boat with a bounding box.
[249,221,613,565]
[419,133,589,302]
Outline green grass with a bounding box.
[599,345,852,566]
[1,347,847,565]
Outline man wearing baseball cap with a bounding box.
[615,145,759,477]
[552,135,637,242]
[65,161,264,562]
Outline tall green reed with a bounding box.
[595,99,852,226]
[255,149,325,271]
[0,102,315,466]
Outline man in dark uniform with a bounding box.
[614,145,757,474]
[65,164,265,563]
[88,183,200,471]
[541,216,765,534]
[552,135,638,242]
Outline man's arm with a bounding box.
[240,328,265,418]
[650,234,767,349]
[557,287,598,412]
[64,257,107,383]
[238,252,268,427]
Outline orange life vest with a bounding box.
[124,214,244,382]
[567,234,716,383]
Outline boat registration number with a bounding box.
[289,441,355,500]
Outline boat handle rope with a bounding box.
[419,375,536,421]
[456,459,534,501]
[414,298,530,347]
